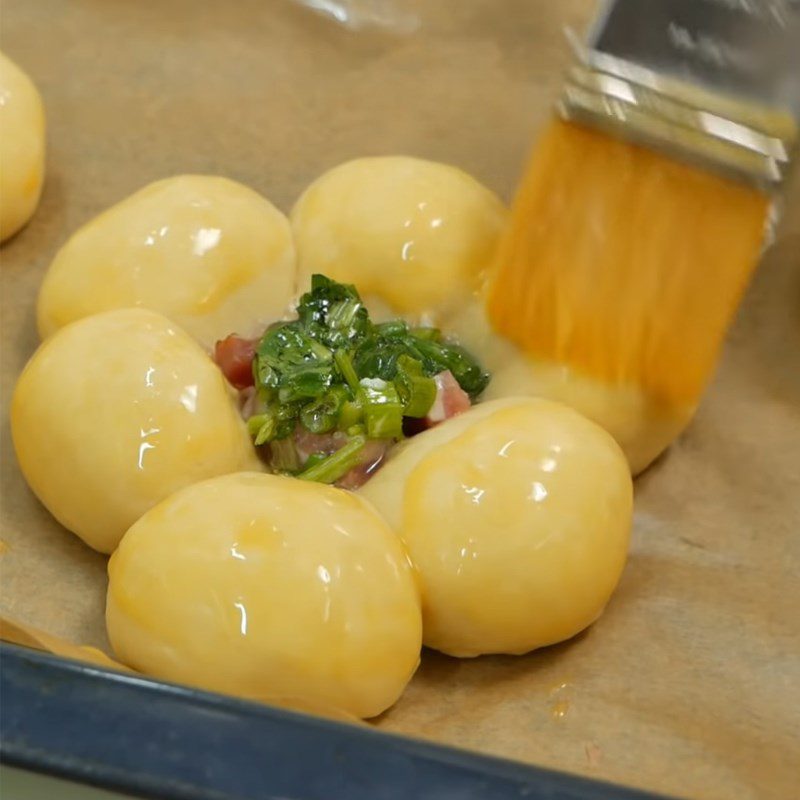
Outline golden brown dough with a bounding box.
[0,51,45,241]
[37,176,296,349]
[361,397,633,657]
[11,308,261,553]
[291,157,507,322]
[107,472,422,718]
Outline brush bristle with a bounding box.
[487,120,770,406]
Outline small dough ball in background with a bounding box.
[37,175,296,349]
[11,308,261,554]
[107,472,422,719]
[291,157,507,321]
[361,398,633,657]
[448,300,695,475]
[0,50,45,242]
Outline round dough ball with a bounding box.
[291,157,507,320]
[0,51,45,241]
[37,175,296,349]
[11,308,261,553]
[360,398,633,657]
[107,472,422,719]
[448,300,694,475]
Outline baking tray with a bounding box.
[0,643,664,800]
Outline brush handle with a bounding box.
[560,0,800,188]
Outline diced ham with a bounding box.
[426,370,471,424]
[336,439,391,490]
[402,416,430,437]
[214,335,256,389]
[293,428,390,490]
[294,428,350,462]
[238,386,259,418]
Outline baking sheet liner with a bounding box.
[1,2,798,798]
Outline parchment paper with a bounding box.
[1,2,798,798]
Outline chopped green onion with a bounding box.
[244,275,490,475]
[297,274,370,348]
[334,348,361,393]
[409,326,441,341]
[299,387,347,434]
[296,436,366,484]
[375,320,408,338]
[256,323,333,399]
[302,452,329,470]
[324,297,366,343]
[270,438,302,472]
[273,402,301,440]
[357,378,404,439]
[395,355,436,418]
[412,337,490,399]
[246,413,269,436]
[338,398,363,431]
[247,413,275,446]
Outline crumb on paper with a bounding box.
[585,741,603,766]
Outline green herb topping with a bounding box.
[248,274,489,452]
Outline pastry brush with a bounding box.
[487,0,799,408]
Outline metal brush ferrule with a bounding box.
[558,0,800,189]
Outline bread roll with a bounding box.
[11,308,261,553]
[0,51,45,241]
[291,157,506,321]
[37,176,295,348]
[361,398,633,657]
[107,472,422,718]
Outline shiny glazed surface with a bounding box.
[11,308,261,553]
[106,472,423,719]
[291,156,507,320]
[362,398,633,656]
[0,50,45,241]
[448,300,694,475]
[36,175,296,349]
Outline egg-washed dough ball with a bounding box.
[11,308,261,554]
[290,157,507,321]
[360,397,632,657]
[447,300,695,475]
[107,472,422,719]
[0,51,45,241]
[37,175,295,349]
